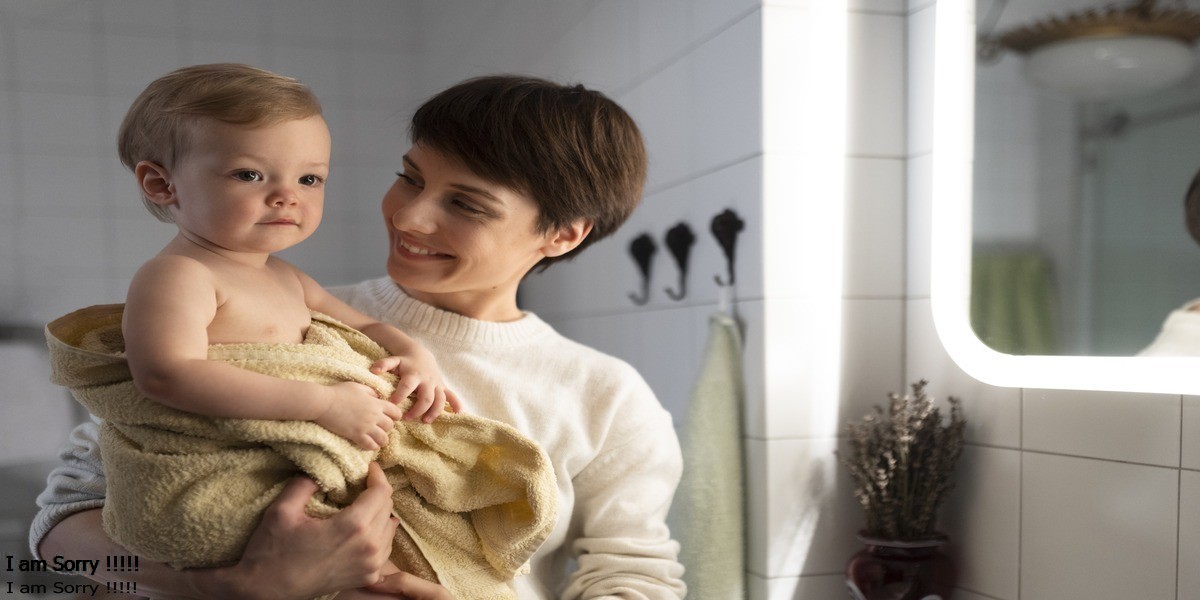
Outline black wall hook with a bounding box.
[711,209,744,287]
[627,233,657,305]
[664,223,695,301]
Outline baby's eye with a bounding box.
[233,170,262,182]
[299,174,324,186]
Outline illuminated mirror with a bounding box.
[930,0,1200,394]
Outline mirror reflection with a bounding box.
[971,0,1200,356]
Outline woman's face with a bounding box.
[381,143,587,321]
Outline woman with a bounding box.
[32,75,686,600]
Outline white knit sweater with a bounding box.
[31,278,686,599]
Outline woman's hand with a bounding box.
[216,462,400,599]
[365,572,456,600]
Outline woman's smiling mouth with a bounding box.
[397,236,451,259]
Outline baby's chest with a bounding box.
[208,279,313,344]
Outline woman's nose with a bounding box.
[388,192,436,233]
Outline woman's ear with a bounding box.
[134,161,175,207]
[542,220,594,258]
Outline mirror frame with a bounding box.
[930,0,1200,395]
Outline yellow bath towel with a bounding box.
[45,304,558,600]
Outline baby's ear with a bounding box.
[134,161,175,206]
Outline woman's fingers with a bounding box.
[366,571,455,599]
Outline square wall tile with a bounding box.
[1184,395,1200,470]
[941,445,1020,600]
[102,33,187,96]
[905,298,1022,448]
[555,0,640,94]
[906,1,935,156]
[849,0,908,13]
[19,91,105,151]
[14,25,99,90]
[844,157,905,298]
[98,0,182,31]
[1180,470,1200,599]
[1023,389,1180,467]
[1022,453,1177,600]
[840,298,904,427]
[692,0,759,44]
[635,307,703,427]
[906,152,932,299]
[635,0,693,76]
[847,11,905,158]
[629,59,692,192]
[744,437,862,578]
[736,300,768,440]
[690,13,762,175]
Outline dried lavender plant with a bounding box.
[839,380,966,541]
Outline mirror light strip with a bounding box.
[930,0,1200,395]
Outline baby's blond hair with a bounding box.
[117,63,323,222]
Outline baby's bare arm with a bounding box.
[296,268,461,422]
[125,257,364,423]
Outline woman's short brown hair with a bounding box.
[410,75,647,269]
[117,63,323,222]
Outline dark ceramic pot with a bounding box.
[845,532,956,600]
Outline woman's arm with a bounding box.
[38,464,402,600]
[562,404,687,599]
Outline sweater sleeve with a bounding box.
[561,394,687,600]
[28,420,107,560]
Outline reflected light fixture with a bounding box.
[980,0,1200,101]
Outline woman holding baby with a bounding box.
[32,72,686,600]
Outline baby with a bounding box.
[118,63,460,448]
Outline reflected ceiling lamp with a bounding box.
[979,0,1200,101]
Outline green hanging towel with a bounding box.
[970,250,1059,355]
[669,312,746,600]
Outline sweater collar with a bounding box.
[364,278,551,347]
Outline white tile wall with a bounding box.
[839,298,905,427]
[1021,453,1178,600]
[1180,469,1200,599]
[1023,388,1181,467]
[12,1,1199,598]
[940,445,1020,599]
[844,157,906,297]
[744,437,860,578]
[847,11,906,158]
[0,1,422,327]
[1184,395,1200,470]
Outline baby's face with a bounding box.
[164,115,331,257]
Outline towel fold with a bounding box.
[45,304,558,600]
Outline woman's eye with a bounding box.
[233,171,262,182]
[299,174,323,186]
[395,171,422,187]
[453,198,484,215]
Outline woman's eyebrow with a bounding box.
[403,154,503,204]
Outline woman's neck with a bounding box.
[399,286,525,323]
